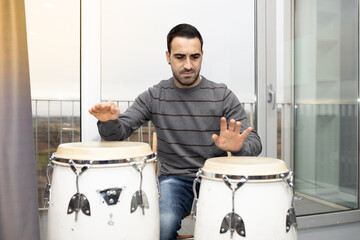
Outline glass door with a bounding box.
[294,0,358,215]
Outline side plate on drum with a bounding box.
[67,193,91,216]
[220,212,246,237]
[131,190,149,214]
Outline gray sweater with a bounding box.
[98,77,262,177]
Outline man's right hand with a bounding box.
[88,101,120,122]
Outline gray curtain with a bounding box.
[0,0,40,239]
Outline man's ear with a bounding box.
[166,51,171,65]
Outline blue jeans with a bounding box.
[159,175,198,240]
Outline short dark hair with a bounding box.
[167,24,203,53]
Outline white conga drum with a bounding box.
[46,141,159,240]
[193,157,297,240]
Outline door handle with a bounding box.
[267,84,276,110]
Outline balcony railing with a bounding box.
[32,99,256,207]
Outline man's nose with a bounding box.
[184,59,192,70]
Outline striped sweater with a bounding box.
[98,77,262,177]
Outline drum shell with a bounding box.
[194,177,297,240]
[47,160,159,240]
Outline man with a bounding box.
[89,23,262,240]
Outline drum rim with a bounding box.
[51,152,156,165]
[200,170,290,181]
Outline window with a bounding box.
[294,0,358,215]
[25,0,80,209]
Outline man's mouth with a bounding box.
[181,71,194,77]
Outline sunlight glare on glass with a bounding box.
[43,3,55,8]
[57,93,64,100]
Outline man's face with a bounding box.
[166,37,203,88]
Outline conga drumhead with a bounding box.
[201,157,289,181]
[54,141,153,161]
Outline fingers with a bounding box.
[88,101,120,121]
[216,117,254,152]
[234,121,241,133]
[212,134,219,143]
[228,119,236,131]
[220,117,227,133]
[229,119,242,134]
[98,101,114,111]
[222,117,242,133]
[220,117,252,135]
[89,101,114,112]
[241,127,253,139]
[109,102,120,115]
[89,102,106,114]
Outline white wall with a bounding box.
[100,0,256,103]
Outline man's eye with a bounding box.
[176,56,184,59]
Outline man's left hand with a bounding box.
[212,117,253,152]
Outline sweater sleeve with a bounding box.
[222,88,262,156]
[97,89,152,141]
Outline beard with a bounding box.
[173,69,200,87]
